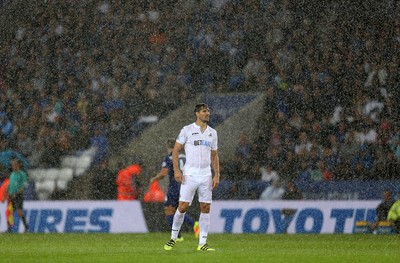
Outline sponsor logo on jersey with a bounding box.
[194,140,211,147]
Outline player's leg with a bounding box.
[12,194,29,232]
[164,189,185,239]
[197,176,215,251]
[164,201,190,250]
[164,205,184,241]
[164,205,176,227]
[164,176,197,250]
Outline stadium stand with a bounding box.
[0,0,399,201]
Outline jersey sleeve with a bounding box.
[211,130,218,150]
[176,126,188,145]
[161,156,168,169]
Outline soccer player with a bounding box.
[164,103,220,251]
[150,139,199,241]
[7,158,29,232]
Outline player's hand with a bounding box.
[174,170,183,183]
[212,176,220,190]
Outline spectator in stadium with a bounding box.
[14,130,34,160]
[7,158,29,233]
[310,160,333,181]
[149,138,199,241]
[259,179,285,200]
[260,162,279,183]
[370,190,394,231]
[0,112,13,139]
[89,126,109,165]
[0,0,399,201]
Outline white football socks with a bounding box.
[171,210,185,240]
[198,212,210,245]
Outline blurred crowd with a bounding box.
[222,0,400,188]
[0,1,399,200]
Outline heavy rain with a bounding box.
[0,1,399,260]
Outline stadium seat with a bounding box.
[60,153,93,177]
[74,155,93,176]
[57,168,74,182]
[61,156,78,168]
[56,179,69,190]
[28,169,48,182]
[45,168,61,180]
[55,168,74,190]
[35,179,56,200]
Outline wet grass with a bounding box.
[0,233,399,263]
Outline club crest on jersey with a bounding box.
[194,140,211,147]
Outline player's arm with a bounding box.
[150,168,168,183]
[172,142,184,183]
[211,149,220,190]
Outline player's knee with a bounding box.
[164,206,176,215]
[200,203,211,213]
[178,202,189,213]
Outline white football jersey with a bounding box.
[176,122,218,177]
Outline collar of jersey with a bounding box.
[194,122,208,133]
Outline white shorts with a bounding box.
[179,175,212,205]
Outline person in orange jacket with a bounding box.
[0,178,14,233]
[116,163,142,200]
[143,180,165,203]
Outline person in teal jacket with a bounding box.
[8,158,29,232]
[388,193,400,234]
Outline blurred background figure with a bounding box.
[388,192,400,234]
[8,158,29,233]
[259,179,285,200]
[116,162,142,201]
[370,190,394,231]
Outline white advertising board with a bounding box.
[0,201,148,233]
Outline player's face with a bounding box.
[197,107,210,123]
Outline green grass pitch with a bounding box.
[0,233,399,263]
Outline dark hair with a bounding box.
[194,103,209,113]
[166,139,176,148]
